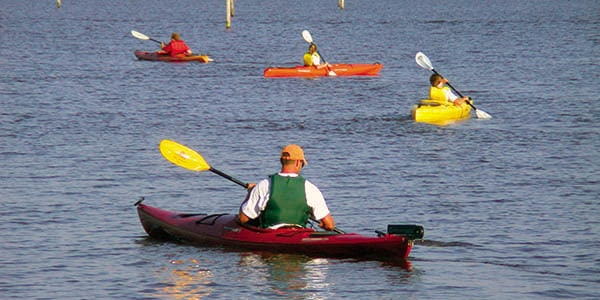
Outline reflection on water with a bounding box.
[153,257,214,300]
[238,252,330,299]
[142,249,415,299]
[237,251,415,298]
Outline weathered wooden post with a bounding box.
[226,0,234,29]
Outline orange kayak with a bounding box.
[134,50,211,63]
[264,63,383,78]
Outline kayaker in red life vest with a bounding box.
[157,32,192,57]
[429,74,469,106]
[238,144,336,231]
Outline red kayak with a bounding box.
[135,200,423,261]
[264,63,383,78]
[134,50,212,63]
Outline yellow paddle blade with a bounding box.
[159,139,211,172]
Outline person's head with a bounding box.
[280,144,307,171]
[171,32,181,41]
[308,43,317,53]
[430,74,447,87]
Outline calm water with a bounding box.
[1,0,599,299]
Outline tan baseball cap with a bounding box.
[280,144,308,165]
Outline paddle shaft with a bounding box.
[316,50,328,64]
[210,167,249,189]
[147,37,163,44]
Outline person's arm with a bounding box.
[238,183,256,223]
[238,211,251,224]
[183,41,192,55]
[160,41,173,54]
[318,213,335,231]
[305,181,336,230]
[452,96,469,106]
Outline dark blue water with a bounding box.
[1,0,599,299]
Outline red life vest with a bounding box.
[164,40,190,57]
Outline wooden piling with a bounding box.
[226,0,233,28]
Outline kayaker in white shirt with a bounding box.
[238,144,336,231]
[429,74,469,106]
[303,43,332,70]
[303,43,322,66]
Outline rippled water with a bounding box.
[1,0,599,299]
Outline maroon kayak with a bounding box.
[135,200,423,260]
[134,50,212,63]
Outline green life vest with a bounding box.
[259,174,310,228]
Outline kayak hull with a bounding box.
[134,50,211,63]
[136,202,421,260]
[264,63,383,78]
[411,100,472,125]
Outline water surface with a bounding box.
[1,0,598,299]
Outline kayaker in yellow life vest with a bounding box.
[429,74,469,106]
[238,144,336,231]
[303,43,322,66]
[303,43,333,71]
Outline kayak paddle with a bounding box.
[131,30,163,44]
[159,139,248,188]
[415,52,492,119]
[158,139,345,234]
[302,30,337,76]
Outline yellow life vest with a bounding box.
[303,52,312,66]
[303,52,321,66]
[429,86,452,105]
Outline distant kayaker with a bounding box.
[238,144,336,231]
[157,32,192,57]
[429,74,469,106]
[303,43,322,66]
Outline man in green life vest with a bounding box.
[238,144,336,231]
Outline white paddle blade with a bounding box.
[131,30,150,41]
[415,52,433,70]
[302,30,313,43]
[475,109,492,119]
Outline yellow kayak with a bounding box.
[411,100,472,125]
